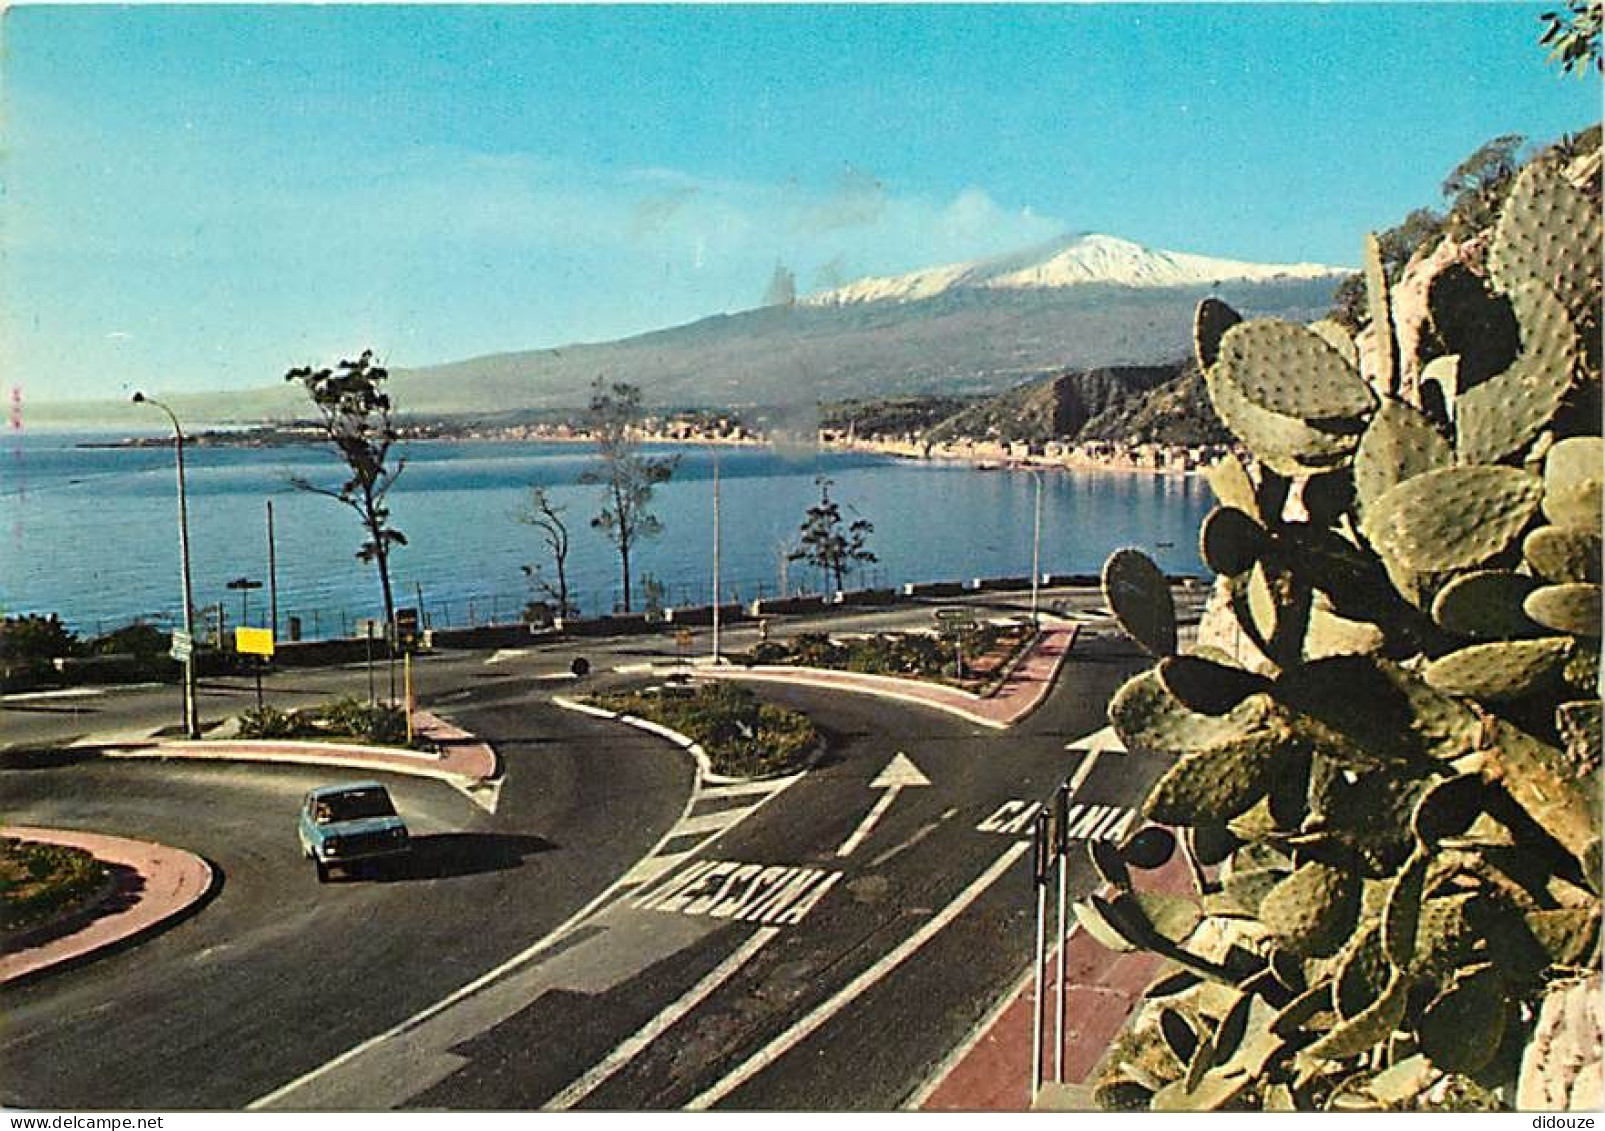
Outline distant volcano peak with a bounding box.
[802,232,1348,307]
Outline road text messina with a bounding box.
[633,860,842,926]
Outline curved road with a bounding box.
[0,687,692,1109]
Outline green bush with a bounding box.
[238,705,305,739]
[591,681,817,778]
[88,620,168,658]
[0,837,108,932]
[315,697,408,745]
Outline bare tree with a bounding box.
[517,485,574,619]
[580,378,678,613]
[285,350,407,633]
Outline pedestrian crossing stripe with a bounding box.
[632,859,842,926]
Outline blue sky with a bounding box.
[4,3,1599,400]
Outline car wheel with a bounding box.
[315,860,330,883]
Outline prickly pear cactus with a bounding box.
[1089,150,1602,1113]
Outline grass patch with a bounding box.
[1,837,109,933]
[236,697,420,748]
[589,681,817,778]
[734,624,1036,692]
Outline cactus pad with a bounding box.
[1382,852,1429,968]
[1109,669,1276,753]
[1308,318,1360,370]
[1410,773,1486,847]
[1145,732,1279,825]
[1194,297,1243,371]
[1354,398,1452,516]
[1542,436,1603,533]
[1363,231,1399,395]
[1094,1079,1156,1111]
[1335,926,1390,1020]
[1524,583,1602,636]
[1217,320,1376,421]
[1158,655,1272,714]
[1221,866,1285,918]
[1200,506,1268,577]
[1430,569,1543,639]
[1205,365,1357,477]
[1305,969,1408,1061]
[1103,548,1177,657]
[1488,160,1603,326]
[1259,859,1360,957]
[1455,283,1579,466]
[1418,963,1507,1075]
[1304,601,1387,659]
[1557,699,1602,774]
[1423,637,1571,701]
[1073,898,1138,953]
[1524,525,1603,584]
[1205,450,1260,516]
[1361,465,1544,572]
[1523,907,1601,967]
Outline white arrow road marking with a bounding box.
[1065,725,1126,755]
[546,926,780,1110]
[686,840,1030,1111]
[836,752,931,858]
[451,776,504,815]
[486,648,533,665]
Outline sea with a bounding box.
[0,429,1213,639]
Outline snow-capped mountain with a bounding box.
[804,232,1348,307]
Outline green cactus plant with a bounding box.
[1087,134,1600,1113]
[1103,547,1179,657]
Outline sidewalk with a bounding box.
[1,826,214,985]
[918,852,1192,1111]
[692,622,1077,730]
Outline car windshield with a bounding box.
[314,788,396,823]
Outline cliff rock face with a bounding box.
[1518,976,1604,1111]
[926,365,1185,445]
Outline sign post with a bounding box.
[234,626,275,711]
[934,607,975,681]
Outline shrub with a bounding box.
[88,620,168,658]
[237,705,305,739]
[590,682,817,778]
[0,837,108,932]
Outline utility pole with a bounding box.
[132,392,200,738]
[267,500,279,641]
[711,454,721,663]
[1031,471,1044,629]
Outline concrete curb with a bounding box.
[550,695,801,786]
[0,826,216,985]
[688,624,1078,730]
[102,720,497,788]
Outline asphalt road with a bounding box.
[1,588,1179,1110]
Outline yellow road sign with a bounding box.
[235,626,275,656]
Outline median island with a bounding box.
[735,623,1036,693]
[586,682,816,779]
[1,836,109,936]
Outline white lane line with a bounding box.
[676,808,752,837]
[620,849,696,888]
[700,777,799,800]
[545,927,781,1111]
[2,686,107,702]
[836,788,900,858]
[685,840,1031,1110]
[1066,748,1102,799]
[247,766,707,1111]
[486,649,532,665]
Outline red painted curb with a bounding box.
[1,826,214,984]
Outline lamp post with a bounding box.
[1030,470,1044,629]
[132,392,201,738]
[711,453,722,664]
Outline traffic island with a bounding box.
[0,826,214,985]
[694,622,1077,729]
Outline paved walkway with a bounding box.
[1,826,214,985]
[692,622,1077,730]
[918,852,1192,1111]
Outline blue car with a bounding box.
[298,781,411,882]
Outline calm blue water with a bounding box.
[0,430,1211,637]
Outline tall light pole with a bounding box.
[1031,470,1044,629]
[710,453,722,663]
[132,392,201,738]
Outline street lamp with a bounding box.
[1030,470,1044,629]
[133,392,201,738]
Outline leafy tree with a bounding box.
[1540,0,1603,75]
[580,379,677,613]
[1440,132,1526,236]
[285,350,408,634]
[89,620,167,657]
[516,485,574,618]
[0,614,79,683]
[789,476,876,593]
